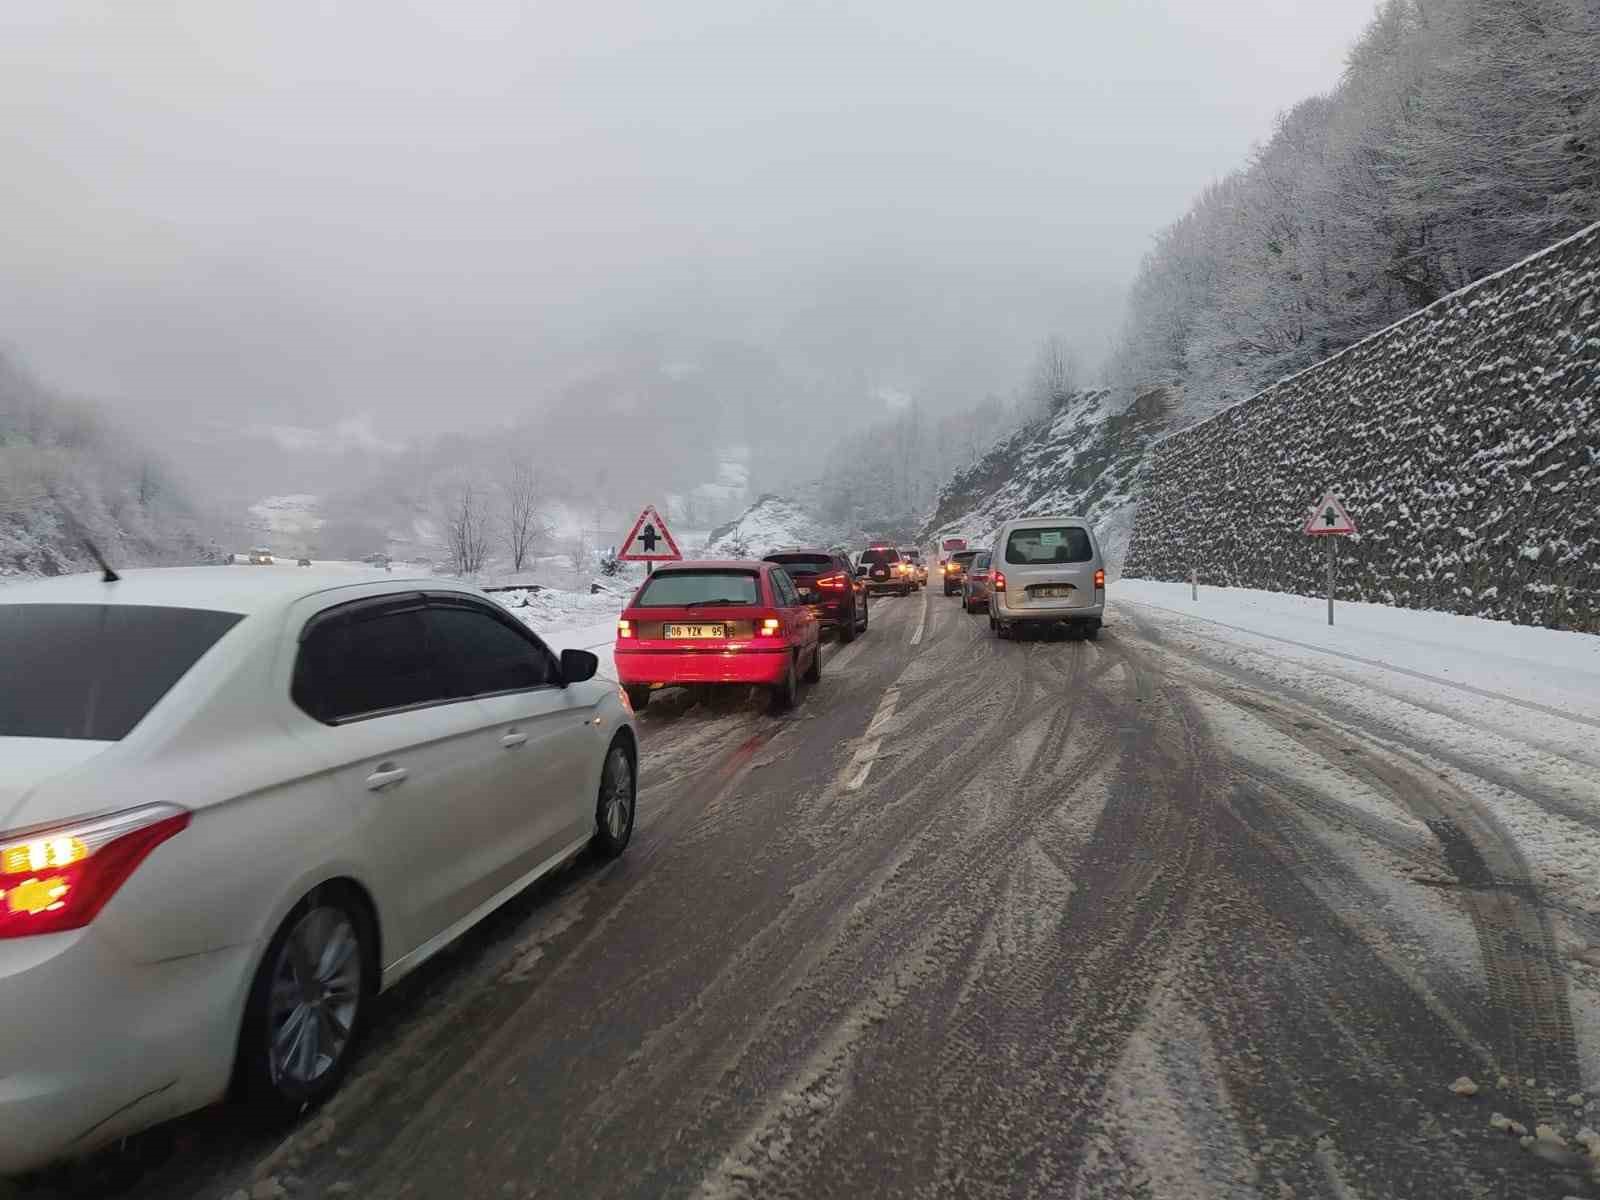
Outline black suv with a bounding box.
[857,544,912,597]
[764,549,869,642]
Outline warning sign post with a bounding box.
[618,506,683,573]
[1303,491,1358,625]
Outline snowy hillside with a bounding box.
[702,494,836,558]
[922,388,1168,570]
[247,494,324,545]
[2,354,221,578]
[665,449,751,529]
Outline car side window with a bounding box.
[771,570,796,607]
[293,604,446,723]
[424,601,558,697]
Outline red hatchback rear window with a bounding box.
[633,571,761,607]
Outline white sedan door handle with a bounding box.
[500,731,528,748]
[365,764,409,791]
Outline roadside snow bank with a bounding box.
[1114,578,1600,731]
[493,584,628,672]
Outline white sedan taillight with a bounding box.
[0,804,190,939]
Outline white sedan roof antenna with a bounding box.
[52,499,121,582]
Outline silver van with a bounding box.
[987,516,1105,640]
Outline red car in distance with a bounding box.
[763,548,868,643]
[615,560,821,714]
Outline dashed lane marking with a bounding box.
[843,686,900,792]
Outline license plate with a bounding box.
[1034,586,1075,599]
[664,623,726,639]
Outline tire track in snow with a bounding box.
[1195,677,1583,1127]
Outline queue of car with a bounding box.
[0,520,1103,1175]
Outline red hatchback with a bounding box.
[615,560,822,713]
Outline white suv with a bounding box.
[987,516,1105,640]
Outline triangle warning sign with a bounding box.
[1303,491,1357,536]
[618,506,683,561]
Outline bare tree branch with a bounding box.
[500,460,546,573]
[439,480,490,577]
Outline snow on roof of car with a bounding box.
[1005,514,1090,525]
[0,566,450,615]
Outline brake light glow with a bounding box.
[993,570,1006,591]
[757,617,782,637]
[0,805,190,938]
[816,572,847,590]
[617,618,634,639]
[1095,569,1106,589]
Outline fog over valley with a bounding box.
[1,0,1375,548]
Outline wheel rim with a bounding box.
[602,746,634,839]
[268,907,361,1088]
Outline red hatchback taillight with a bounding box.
[617,618,635,639]
[756,615,782,637]
[0,805,190,939]
[992,570,1006,592]
[815,572,847,591]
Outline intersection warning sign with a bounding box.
[618,506,683,562]
[1302,492,1357,536]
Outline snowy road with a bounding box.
[61,587,1600,1199]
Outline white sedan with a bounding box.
[0,567,637,1173]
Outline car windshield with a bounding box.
[0,604,243,740]
[1004,526,1093,564]
[972,553,991,569]
[860,548,899,565]
[633,571,761,607]
[766,554,832,576]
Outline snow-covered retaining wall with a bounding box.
[1123,222,1600,632]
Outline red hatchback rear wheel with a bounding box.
[770,655,798,713]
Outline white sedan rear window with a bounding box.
[0,604,242,740]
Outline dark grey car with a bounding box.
[961,550,993,612]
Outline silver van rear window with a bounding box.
[1004,527,1093,565]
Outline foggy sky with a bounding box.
[1,0,1379,440]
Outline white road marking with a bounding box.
[909,592,928,646]
[842,686,899,792]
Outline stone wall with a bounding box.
[1123,222,1600,632]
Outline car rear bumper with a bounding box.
[0,929,253,1174]
[865,579,909,593]
[993,594,1104,621]
[614,646,792,686]
[804,601,852,628]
